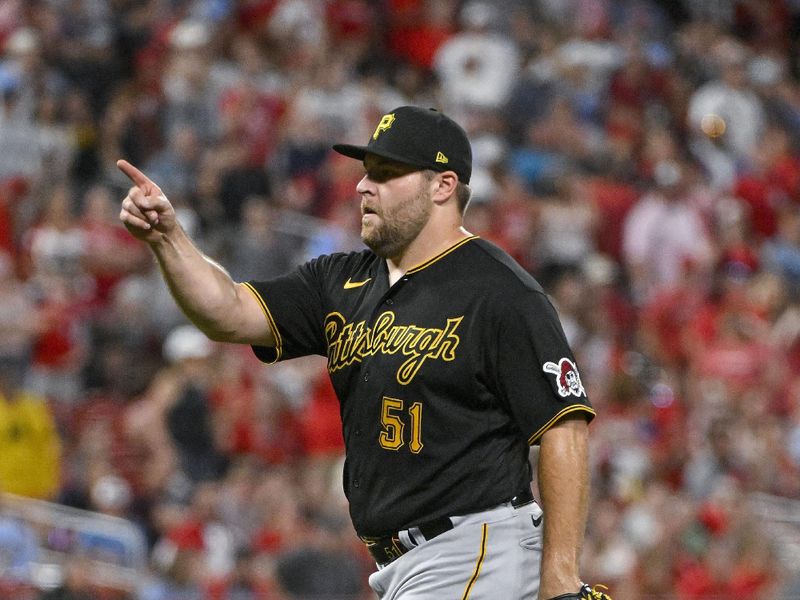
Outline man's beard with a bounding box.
[362,183,432,259]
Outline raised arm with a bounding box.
[117,159,274,346]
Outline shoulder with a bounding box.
[460,239,564,327]
[305,249,377,277]
[466,238,546,296]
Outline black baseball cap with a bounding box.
[333,106,472,184]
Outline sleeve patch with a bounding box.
[542,358,586,398]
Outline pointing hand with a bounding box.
[117,160,178,242]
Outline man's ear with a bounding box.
[432,171,458,205]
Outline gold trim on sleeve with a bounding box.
[527,405,596,446]
[241,282,283,363]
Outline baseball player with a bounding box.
[118,106,611,600]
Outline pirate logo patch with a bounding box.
[543,358,586,398]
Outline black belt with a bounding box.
[361,487,535,567]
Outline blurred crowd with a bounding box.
[1,0,800,598]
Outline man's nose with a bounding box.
[356,175,374,195]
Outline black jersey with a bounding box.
[244,236,595,536]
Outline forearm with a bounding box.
[117,159,274,347]
[537,415,590,599]
[148,226,252,343]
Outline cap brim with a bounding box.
[332,143,369,160]
[332,144,432,171]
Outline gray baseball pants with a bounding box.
[367,499,544,599]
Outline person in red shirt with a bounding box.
[80,184,150,310]
[733,125,800,240]
[385,0,455,70]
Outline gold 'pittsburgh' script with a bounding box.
[324,311,463,384]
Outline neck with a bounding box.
[385,223,472,285]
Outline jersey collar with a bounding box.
[405,235,479,275]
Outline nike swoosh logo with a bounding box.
[532,515,542,527]
[344,277,372,289]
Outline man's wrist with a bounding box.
[539,569,582,600]
[147,224,189,255]
[545,583,612,600]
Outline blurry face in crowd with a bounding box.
[356,154,433,259]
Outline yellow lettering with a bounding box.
[436,316,463,361]
[323,311,463,384]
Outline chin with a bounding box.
[362,235,381,255]
[365,238,407,259]
[361,228,374,246]
[362,231,386,255]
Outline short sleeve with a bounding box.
[489,289,595,445]
[244,258,329,363]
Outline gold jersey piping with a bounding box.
[241,282,283,363]
[527,405,596,446]
[406,235,479,275]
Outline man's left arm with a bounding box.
[488,287,601,598]
[536,414,590,600]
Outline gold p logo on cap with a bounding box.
[373,113,396,140]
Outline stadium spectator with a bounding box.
[622,157,715,304]
[687,38,767,189]
[432,1,521,115]
[0,364,61,500]
[0,250,38,380]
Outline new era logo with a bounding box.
[435,152,448,164]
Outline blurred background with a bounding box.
[0,0,799,598]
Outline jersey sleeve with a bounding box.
[243,257,330,363]
[488,289,595,445]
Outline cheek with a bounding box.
[374,193,401,219]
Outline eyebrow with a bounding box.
[363,158,420,181]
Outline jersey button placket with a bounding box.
[379,273,408,309]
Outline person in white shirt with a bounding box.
[622,159,714,304]
[433,1,521,113]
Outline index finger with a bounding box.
[117,159,160,195]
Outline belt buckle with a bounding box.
[383,535,405,564]
[511,488,535,509]
[363,534,406,566]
